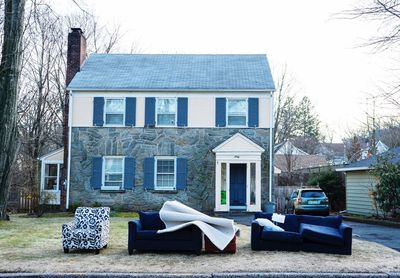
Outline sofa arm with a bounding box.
[339,223,352,255]
[128,220,142,254]
[251,221,263,250]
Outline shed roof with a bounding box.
[336,147,400,172]
[67,54,275,91]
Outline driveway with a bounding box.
[227,214,400,252]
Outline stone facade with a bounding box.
[69,127,271,212]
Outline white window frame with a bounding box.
[154,156,176,190]
[104,97,126,127]
[41,162,62,192]
[155,97,178,127]
[226,98,248,127]
[102,156,125,190]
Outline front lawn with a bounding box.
[0,214,399,273]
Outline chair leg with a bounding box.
[63,248,69,254]
[95,249,100,255]
[104,244,108,249]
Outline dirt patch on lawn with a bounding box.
[0,217,399,273]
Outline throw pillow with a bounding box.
[139,211,166,230]
[255,218,284,232]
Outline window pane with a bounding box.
[156,159,175,189]
[157,174,174,188]
[45,177,57,190]
[157,114,175,125]
[250,163,256,205]
[228,116,246,126]
[106,99,124,113]
[157,99,176,113]
[228,99,246,114]
[157,159,174,173]
[221,163,226,205]
[105,158,123,173]
[45,164,58,177]
[105,173,123,181]
[106,114,124,125]
[104,181,122,187]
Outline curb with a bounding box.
[1,273,400,278]
[343,216,400,228]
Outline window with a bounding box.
[105,98,124,125]
[44,164,60,190]
[155,157,175,190]
[156,98,177,126]
[103,157,124,190]
[227,99,247,126]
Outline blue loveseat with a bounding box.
[128,211,203,255]
[251,213,352,255]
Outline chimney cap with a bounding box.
[71,27,83,33]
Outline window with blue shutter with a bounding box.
[143,157,155,189]
[215,98,226,127]
[248,98,259,127]
[90,157,103,189]
[125,97,136,126]
[145,97,156,127]
[124,157,135,189]
[176,157,188,190]
[177,98,188,127]
[93,97,104,126]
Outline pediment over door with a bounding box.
[212,133,265,154]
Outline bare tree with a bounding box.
[0,0,26,220]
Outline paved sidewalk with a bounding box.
[1,272,400,278]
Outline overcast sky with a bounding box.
[54,0,398,142]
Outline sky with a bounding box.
[54,0,398,142]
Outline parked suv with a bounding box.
[290,188,329,216]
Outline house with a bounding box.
[316,143,347,166]
[336,147,400,216]
[39,28,275,212]
[274,141,328,173]
[360,140,389,160]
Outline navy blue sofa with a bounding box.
[251,212,352,255]
[128,211,203,255]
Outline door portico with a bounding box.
[212,133,264,212]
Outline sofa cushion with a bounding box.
[300,223,344,246]
[261,229,302,243]
[136,226,194,241]
[139,211,166,230]
[299,215,342,228]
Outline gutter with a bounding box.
[66,91,73,209]
[336,166,371,172]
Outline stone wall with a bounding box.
[69,127,271,212]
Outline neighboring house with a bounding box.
[336,147,400,216]
[360,140,389,160]
[274,141,328,173]
[317,143,347,166]
[38,148,63,204]
[39,28,275,212]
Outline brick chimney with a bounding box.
[60,28,87,210]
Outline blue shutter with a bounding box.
[143,157,155,189]
[90,157,102,189]
[248,98,259,127]
[145,97,156,127]
[124,157,135,190]
[176,158,188,190]
[125,97,136,126]
[177,97,188,127]
[93,97,104,126]
[215,98,226,127]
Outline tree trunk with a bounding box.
[0,0,26,220]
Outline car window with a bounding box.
[290,191,298,198]
[301,190,325,198]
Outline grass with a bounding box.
[0,213,399,273]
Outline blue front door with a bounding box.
[230,164,246,207]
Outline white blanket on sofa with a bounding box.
[157,201,238,250]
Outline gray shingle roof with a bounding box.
[67,54,275,91]
[337,147,400,171]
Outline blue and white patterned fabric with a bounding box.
[62,207,110,253]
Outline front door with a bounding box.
[230,164,246,207]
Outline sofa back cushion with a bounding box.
[139,211,166,230]
[254,212,300,232]
[299,215,342,228]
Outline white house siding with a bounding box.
[70,92,272,128]
[346,171,378,216]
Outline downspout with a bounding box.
[269,91,274,202]
[66,91,73,209]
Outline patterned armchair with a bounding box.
[62,207,110,254]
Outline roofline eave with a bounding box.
[67,88,276,93]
